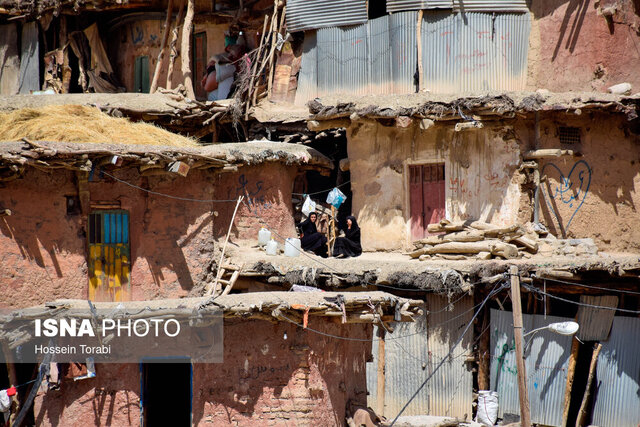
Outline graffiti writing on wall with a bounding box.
[541,160,592,231]
[129,24,159,46]
[229,174,273,215]
[239,363,291,380]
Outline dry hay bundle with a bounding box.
[0,105,198,147]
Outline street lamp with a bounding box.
[524,321,580,338]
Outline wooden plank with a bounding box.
[166,0,185,90]
[18,22,40,94]
[376,327,386,415]
[150,0,174,93]
[576,295,618,341]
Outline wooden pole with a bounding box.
[477,304,491,391]
[416,10,423,92]
[376,326,386,417]
[576,343,602,427]
[510,265,531,427]
[267,4,286,98]
[150,0,174,93]
[166,0,185,90]
[561,338,580,427]
[181,0,196,99]
[245,14,269,120]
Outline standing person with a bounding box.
[333,215,361,258]
[300,212,328,257]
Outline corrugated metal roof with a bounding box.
[576,295,618,341]
[366,296,473,420]
[294,30,318,106]
[454,0,529,12]
[490,309,574,426]
[421,11,530,93]
[592,316,640,427]
[286,0,368,32]
[387,0,453,13]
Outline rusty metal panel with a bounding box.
[592,315,640,427]
[366,296,473,420]
[576,295,618,341]
[490,309,573,426]
[390,11,417,94]
[421,11,530,93]
[294,31,318,106]
[387,0,453,13]
[286,0,368,32]
[454,0,529,12]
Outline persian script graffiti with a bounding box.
[541,160,592,231]
[229,174,273,215]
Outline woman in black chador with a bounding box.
[300,212,328,257]
[333,215,362,258]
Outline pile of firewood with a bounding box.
[409,219,539,261]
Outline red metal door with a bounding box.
[410,164,445,240]
[410,165,424,240]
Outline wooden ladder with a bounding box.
[206,262,244,296]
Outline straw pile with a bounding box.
[0,105,198,147]
[409,219,540,261]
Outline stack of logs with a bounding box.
[409,219,539,261]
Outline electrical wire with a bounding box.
[531,274,640,295]
[101,170,238,203]
[523,284,640,314]
[389,282,506,425]
[292,180,351,197]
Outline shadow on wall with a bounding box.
[191,319,370,425]
[34,364,140,426]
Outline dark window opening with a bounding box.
[66,195,81,216]
[142,361,191,426]
[558,126,581,145]
[134,56,150,93]
[193,32,208,100]
[368,0,387,19]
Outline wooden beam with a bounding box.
[376,327,386,416]
[150,0,174,93]
[576,343,602,427]
[524,149,577,160]
[477,305,491,391]
[166,0,185,90]
[307,119,351,131]
[510,265,531,427]
[416,10,423,92]
[181,0,196,99]
[561,338,580,427]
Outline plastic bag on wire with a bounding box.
[326,187,346,209]
[301,195,316,217]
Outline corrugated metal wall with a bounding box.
[421,12,530,93]
[367,295,473,420]
[592,316,640,427]
[387,0,453,13]
[490,309,574,427]
[454,0,529,12]
[294,31,318,105]
[286,0,368,32]
[294,10,530,102]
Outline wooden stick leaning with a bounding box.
[181,0,196,99]
[150,0,174,93]
[245,14,270,120]
[207,196,244,296]
[267,4,286,97]
[166,0,185,90]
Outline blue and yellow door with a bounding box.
[88,210,131,302]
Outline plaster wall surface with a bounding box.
[347,120,522,251]
[0,163,296,308]
[527,0,640,92]
[516,113,640,252]
[33,319,370,427]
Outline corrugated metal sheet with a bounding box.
[490,309,574,427]
[286,0,368,32]
[576,295,618,341]
[294,31,318,106]
[421,11,530,93]
[387,0,453,13]
[19,22,39,94]
[592,316,640,427]
[368,15,392,94]
[454,0,529,12]
[390,12,417,94]
[367,296,473,419]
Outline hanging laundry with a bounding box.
[0,389,10,413]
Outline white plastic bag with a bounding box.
[475,390,498,426]
[301,195,316,216]
[326,187,347,209]
[0,390,10,413]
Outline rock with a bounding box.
[608,82,632,95]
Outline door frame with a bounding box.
[403,158,447,247]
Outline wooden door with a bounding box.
[193,31,207,100]
[88,210,130,302]
[409,164,445,240]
